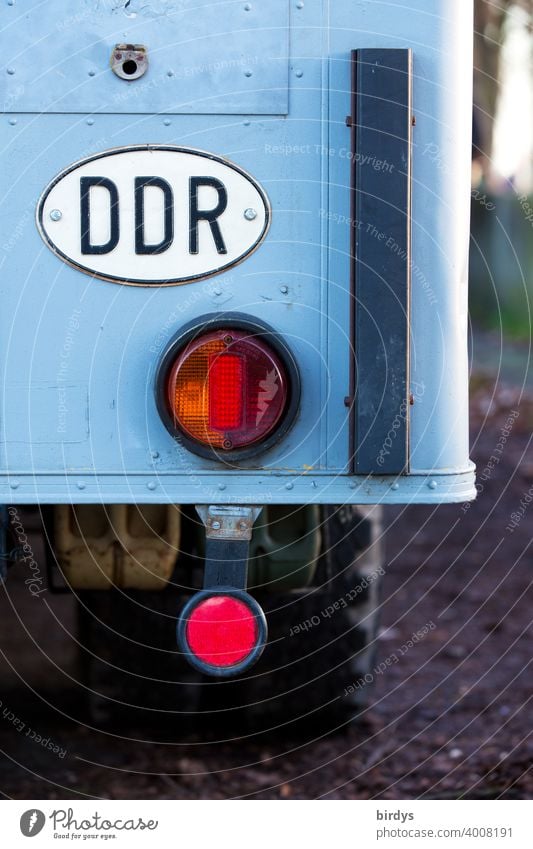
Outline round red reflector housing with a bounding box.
[186,595,257,667]
[161,322,296,456]
[178,590,267,676]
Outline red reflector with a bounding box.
[208,352,244,431]
[185,595,258,668]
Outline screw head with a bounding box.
[244,208,257,221]
[50,209,62,222]
[211,520,221,530]
[239,520,249,531]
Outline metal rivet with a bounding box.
[428,480,438,490]
[218,483,226,491]
[213,286,222,296]
[243,120,251,126]
[285,482,294,490]
[8,118,16,126]
[163,118,171,126]
[244,208,257,221]
[296,1,304,7]
[244,2,252,8]
[295,69,303,78]
[86,118,95,126]
[9,480,19,489]
[7,1,15,6]
[280,285,288,294]
[50,209,62,222]
[6,68,15,75]
[147,481,157,491]
[391,482,400,491]
[77,481,86,490]
[211,520,221,530]
[239,520,248,530]
[244,70,253,78]
[349,481,357,489]
[167,70,174,77]
[151,451,160,459]
[88,70,96,77]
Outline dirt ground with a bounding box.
[0,367,531,800]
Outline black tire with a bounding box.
[76,505,384,732]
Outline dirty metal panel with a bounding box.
[350,49,412,475]
[1,0,289,115]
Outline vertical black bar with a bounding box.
[350,48,412,475]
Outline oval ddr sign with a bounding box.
[37,145,271,286]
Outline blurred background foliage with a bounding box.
[470,0,532,339]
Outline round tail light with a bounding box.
[177,590,267,676]
[156,316,299,459]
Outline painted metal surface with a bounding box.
[0,0,475,505]
[1,0,289,114]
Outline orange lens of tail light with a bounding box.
[165,329,289,451]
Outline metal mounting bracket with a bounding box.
[196,505,262,589]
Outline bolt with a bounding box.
[151,450,160,459]
[239,520,249,531]
[244,208,257,221]
[222,438,233,449]
[285,482,294,490]
[50,209,62,222]
[115,53,123,61]
[223,334,233,345]
[213,286,222,296]
[211,520,221,530]
[280,285,289,294]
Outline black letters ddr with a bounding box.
[189,177,228,255]
[135,177,174,254]
[80,177,119,255]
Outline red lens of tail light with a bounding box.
[162,325,293,454]
[177,589,268,676]
[186,595,258,668]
